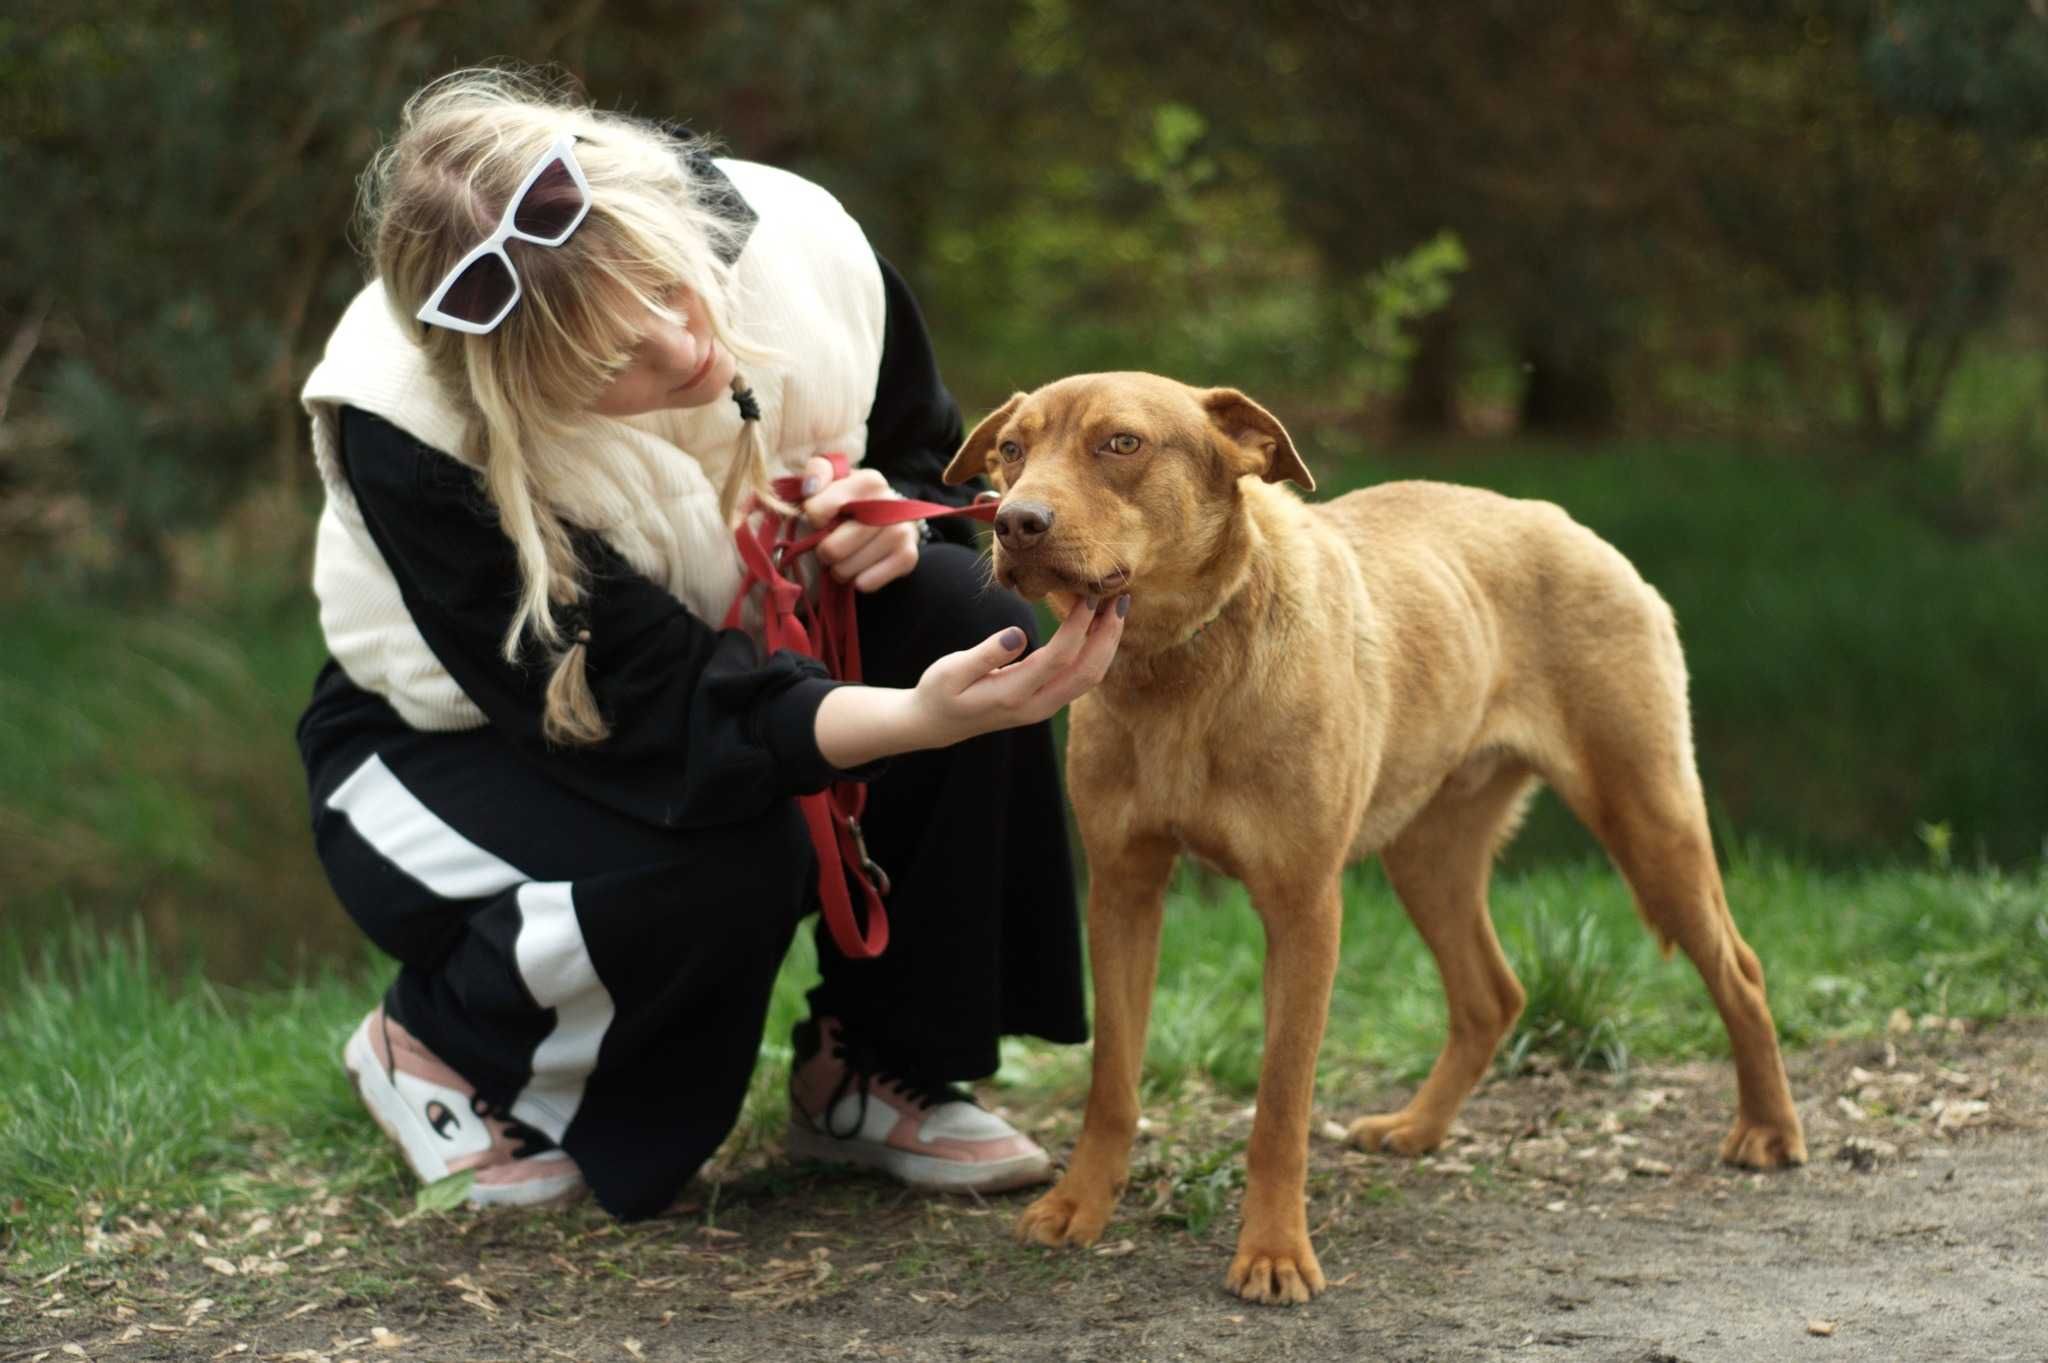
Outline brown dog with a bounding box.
[941,373,1808,1306]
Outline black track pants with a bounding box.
[297,544,1086,1218]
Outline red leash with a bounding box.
[724,453,998,960]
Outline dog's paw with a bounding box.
[1720,1114,1808,1169]
[1346,1110,1446,1157]
[1015,1186,1112,1248]
[1225,1239,1327,1306]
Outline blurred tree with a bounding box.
[1645,0,2048,452]
[1049,0,1681,434]
[5,0,2041,597]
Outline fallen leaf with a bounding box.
[1319,1119,1349,1142]
[623,1340,646,1360]
[370,1326,405,1350]
[61,1346,88,1359]
[1093,1238,1137,1256]
[1630,1158,1675,1177]
[203,1256,239,1277]
[413,1171,476,1215]
[1808,1319,1837,1337]
[444,1273,500,1315]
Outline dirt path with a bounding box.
[10,1023,2045,1363]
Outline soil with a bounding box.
[8,1021,2045,1363]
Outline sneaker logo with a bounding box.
[424,1100,463,1140]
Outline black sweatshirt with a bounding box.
[322,253,983,831]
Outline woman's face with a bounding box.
[588,287,736,417]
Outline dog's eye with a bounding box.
[1103,433,1143,456]
[998,440,1023,463]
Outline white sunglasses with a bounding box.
[414,135,592,335]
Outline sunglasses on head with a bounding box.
[414,135,592,335]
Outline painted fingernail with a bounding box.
[999,627,1026,651]
[801,475,822,497]
[1084,596,1100,611]
[1116,593,1131,618]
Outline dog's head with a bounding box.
[942,372,1313,606]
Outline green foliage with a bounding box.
[0,925,389,1242]
[7,3,2048,588]
[1157,1138,1246,1236]
[1861,1,2048,142]
[413,1170,478,1215]
[1499,904,1633,1074]
[1336,232,1469,398]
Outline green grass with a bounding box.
[7,854,2043,1272]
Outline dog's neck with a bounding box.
[1105,490,1269,690]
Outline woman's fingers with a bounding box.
[799,454,838,500]
[830,528,899,582]
[803,466,892,525]
[925,624,1033,695]
[1034,593,1126,705]
[816,515,890,570]
[963,598,1102,706]
[851,534,921,593]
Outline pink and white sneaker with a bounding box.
[785,1017,1053,1193]
[342,1008,584,1209]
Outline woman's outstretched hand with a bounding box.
[812,594,1128,769]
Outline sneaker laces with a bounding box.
[468,1093,559,1161]
[818,1022,972,1140]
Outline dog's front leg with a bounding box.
[1228,873,1343,1305]
[1016,837,1176,1250]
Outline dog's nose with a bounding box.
[994,499,1055,550]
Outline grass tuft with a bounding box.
[1499,903,1634,1074]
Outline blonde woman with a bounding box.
[296,69,1126,1219]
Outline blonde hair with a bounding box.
[359,65,780,745]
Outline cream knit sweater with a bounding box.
[302,160,885,732]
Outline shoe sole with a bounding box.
[342,1016,583,1209]
[785,1122,1054,1194]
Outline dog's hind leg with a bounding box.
[1350,764,1537,1157]
[1016,835,1178,1250]
[1543,646,1808,1169]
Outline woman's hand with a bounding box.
[910,594,1128,745]
[812,595,1128,768]
[799,454,921,594]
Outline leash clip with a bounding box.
[843,814,891,898]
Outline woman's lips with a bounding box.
[674,346,717,393]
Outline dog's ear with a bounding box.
[944,392,1027,485]
[1202,388,1315,491]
